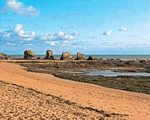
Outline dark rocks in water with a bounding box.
[24,50,35,60]
[45,50,54,60]
[0,53,11,60]
[60,52,74,60]
[124,60,135,66]
[87,56,94,60]
[139,60,146,63]
[37,57,43,60]
[76,52,85,60]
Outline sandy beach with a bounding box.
[0,61,150,120]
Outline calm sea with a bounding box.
[9,55,150,60]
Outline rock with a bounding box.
[45,50,54,60]
[124,60,135,66]
[76,52,85,60]
[87,56,94,60]
[60,52,74,60]
[139,59,146,63]
[37,57,43,60]
[24,50,35,60]
[0,53,11,60]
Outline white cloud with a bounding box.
[1,0,40,17]
[56,31,64,36]
[25,37,34,41]
[14,24,36,40]
[63,41,68,44]
[41,31,79,41]
[7,0,22,9]
[119,27,127,31]
[103,30,112,35]
[4,33,11,37]
[14,24,23,33]
[50,42,56,46]
[64,35,74,40]
[45,41,57,46]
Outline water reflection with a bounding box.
[58,69,150,76]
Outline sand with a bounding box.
[0,61,150,120]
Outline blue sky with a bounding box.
[0,0,149,54]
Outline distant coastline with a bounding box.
[9,54,150,60]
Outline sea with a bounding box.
[9,55,150,60]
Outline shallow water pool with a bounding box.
[82,70,150,76]
[58,70,150,77]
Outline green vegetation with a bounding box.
[53,73,150,94]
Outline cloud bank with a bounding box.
[0,0,40,17]
[0,24,80,47]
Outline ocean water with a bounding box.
[9,55,150,60]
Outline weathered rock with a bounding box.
[0,53,11,60]
[87,56,94,60]
[45,50,54,60]
[60,52,74,60]
[76,52,85,60]
[24,50,35,60]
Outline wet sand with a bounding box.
[0,61,150,120]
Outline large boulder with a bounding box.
[0,53,11,60]
[24,50,35,60]
[87,56,94,60]
[45,50,54,60]
[60,52,74,60]
[76,52,85,60]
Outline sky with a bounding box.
[0,0,149,54]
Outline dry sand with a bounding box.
[0,61,150,120]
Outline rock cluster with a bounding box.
[45,50,54,60]
[60,52,74,60]
[22,50,98,61]
[24,50,35,60]
[0,53,11,60]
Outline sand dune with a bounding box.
[0,61,150,120]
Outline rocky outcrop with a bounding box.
[45,50,54,60]
[60,52,74,60]
[24,50,35,60]
[76,52,85,60]
[0,53,11,60]
[87,56,94,60]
